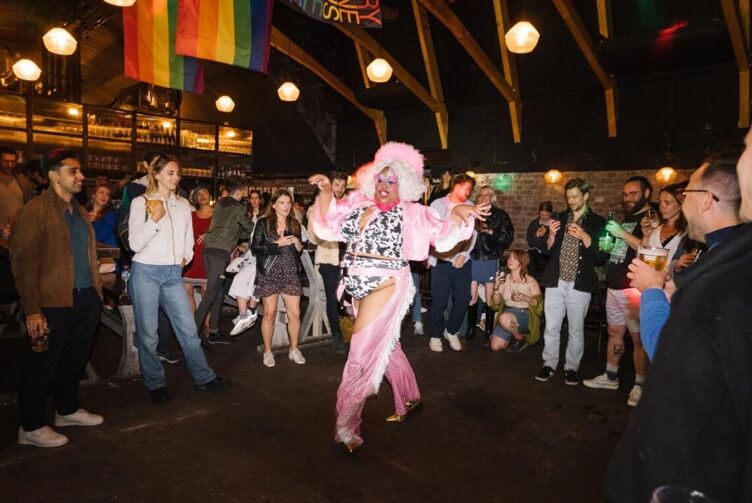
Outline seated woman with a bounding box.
[488,249,543,353]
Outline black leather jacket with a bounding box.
[251,216,301,276]
[470,207,514,261]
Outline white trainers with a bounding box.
[54,408,104,427]
[429,338,443,352]
[289,348,306,365]
[230,312,257,336]
[444,330,462,351]
[263,351,276,368]
[18,426,69,448]
[583,373,619,390]
[413,321,424,335]
[627,384,642,407]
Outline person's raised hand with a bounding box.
[150,201,166,222]
[308,174,332,192]
[549,220,561,235]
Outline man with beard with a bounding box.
[536,178,607,385]
[606,150,750,502]
[584,176,652,406]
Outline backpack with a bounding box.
[117,183,147,254]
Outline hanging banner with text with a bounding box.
[279,0,381,28]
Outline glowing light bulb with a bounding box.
[277,82,300,102]
[366,58,393,83]
[505,21,540,54]
[215,95,235,112]
[12,59,42,81]
[43,27,78,56]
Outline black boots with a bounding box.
[465,303,478,340]
[483,306,494,342]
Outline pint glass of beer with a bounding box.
[146,198,163,216]
[638,246,669,271]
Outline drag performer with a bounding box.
[309,142,489,453]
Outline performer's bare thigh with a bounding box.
[352,278,396,333]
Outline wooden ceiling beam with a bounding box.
[552,0,617,137]
[492,0,522,143]
[596,0,612,39]
[335,24,441,114]
[721,0,751,128]
[415,0,516,104]
[412,0,449,149]
[354,42,373,89]
[270,26,387,144]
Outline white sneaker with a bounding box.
[583,373,619,390]
[627,385,642,407]
[420,307,427,314]
[289,348,306,365]
[413,321,424,335]
[429,338,443,352]
[263,351,276,368]
[444,330,462,351]
[54,408,104,427]
[18,426,69,448]
[230,312,257,336]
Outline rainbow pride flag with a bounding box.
[123,0,204,93]
[175,0,273,74]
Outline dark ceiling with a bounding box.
[0,0,741,175]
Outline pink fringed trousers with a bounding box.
[334,266,420,446]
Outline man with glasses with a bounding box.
[606,150,749,502]
[584,176,652,405]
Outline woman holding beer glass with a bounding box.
[640,182,688,265]
[128,156,228,402]
[488,249,543,352]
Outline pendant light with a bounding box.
[103,0,137,6]
[277,82,300,102]
[366,58,393,83]
[12,59,42,81]
[215,95,235,112]
[505,21,540,54]
[43,27,78,56]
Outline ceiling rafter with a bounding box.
[720,0,751,128]
[492,0,521,144]
[354,42,372,89]
[412,0,449,149]
[552,0,618,137]
[596,0,612,39]
[270,26,387,144]
[415,0,520,142]
[335,24,442,114]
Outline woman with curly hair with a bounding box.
[309,142,489,454]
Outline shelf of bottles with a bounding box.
[136,114,177,146]
[180,150,215,179]
[218,126,252,155]
[32,99,83,136]
[0,94,27,131]
[181,120,216,151]
[87,107,133,142]
[217,155,252,180]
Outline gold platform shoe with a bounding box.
[385,398,422,423]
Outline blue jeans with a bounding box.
[411,272,422,323]
[131,262,216,390]
[430,260,472,338]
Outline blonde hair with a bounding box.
[145,155,180,196]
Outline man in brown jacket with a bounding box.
[11,149,104,448]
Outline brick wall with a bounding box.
[474,169,694,250]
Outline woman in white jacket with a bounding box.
[128,156,229,403]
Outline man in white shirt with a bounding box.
[428,173,476,352]
[307,172,348,355]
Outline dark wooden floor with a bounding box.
[0,315,631,502]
